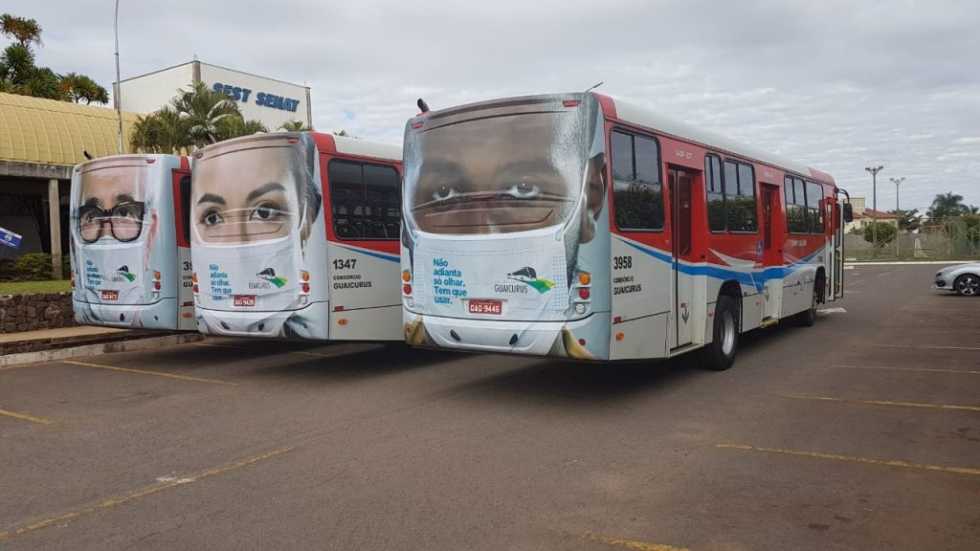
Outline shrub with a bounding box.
[0,253,70,281]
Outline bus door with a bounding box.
[760,183,782,319]
[171,165,195,330]
[832,195,845,299]
[668,167,694,348]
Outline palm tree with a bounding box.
[967,205,980,215]
[927,192,966,222]
[0,13,42,48]
[279,120,310,131]
[59,72,109,104]
[219,117,268,140]
[131,106,190,154]
[172,81,241,147]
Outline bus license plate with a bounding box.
[101,289,118,301]
[468,299,502,315]
[234,294,256,307]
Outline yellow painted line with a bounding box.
[871,343,980,351]
[717,443,980,477]
[780,393,980,412]
[582,532,689,551]
[61,360,237,386]
[0,446,293,542]
[830,364,980,376]
[0,407,53,425]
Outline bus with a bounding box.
[70,154,195,330]
[400,92,847,369]
[190,132,403,341]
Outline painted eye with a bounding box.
[432,185,458,201]
[506,181,540,198]
[249,203,283,222]
[202,210,223,226]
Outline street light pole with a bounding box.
[890,176,906,258]
[865,165,884,254]
[114,0,123,154]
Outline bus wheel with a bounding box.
[797,284,818,327]
[702,295,738,371]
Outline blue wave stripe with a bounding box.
[616,237,820,292]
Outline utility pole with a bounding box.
[865,165,884,255]
[890,176,906,258]
[114,0,123,153]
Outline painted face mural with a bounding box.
[402,94,611,358]
[70,158,175,328]
[191,133,327,339]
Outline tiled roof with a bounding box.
[0,92,138,167]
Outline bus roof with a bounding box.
[194,132,402,164]
[599,93,834,185]
[74,154,182,174]
[331,134,402,162]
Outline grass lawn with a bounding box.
[0,280,72,295]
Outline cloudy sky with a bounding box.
[7,0,979,211]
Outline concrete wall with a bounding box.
[0,292,74,333]
[117,63,195,115]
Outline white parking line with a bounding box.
[872,344,980,352]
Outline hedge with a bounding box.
[0,253,71,282]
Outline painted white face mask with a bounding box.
[76,234,149,305]
[194,234,307,312]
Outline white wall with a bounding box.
[118,64,194,115]
[199,63,311,131]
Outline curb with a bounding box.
[845,260,974,266]
[0,333,205,369]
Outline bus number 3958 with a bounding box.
[613,256,632,270]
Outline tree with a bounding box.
[892,208,922,232]
[927,192,966,221]
[172,81,241,147]
[131,106,190,154]
[0,13,42,48]
[218,116,268,140]
[864,221,896,248]
[279,120,309,131]
[59,72,108,104]
[967,205,980,215]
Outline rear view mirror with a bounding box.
[843,203,854,223]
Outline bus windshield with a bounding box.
[405,105,594,235]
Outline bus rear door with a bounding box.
[668,167,695,348]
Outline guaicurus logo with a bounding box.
[506,266,555,294]
[114,265,136,282]
[256,267,287,289]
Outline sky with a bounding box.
[6,0,979,212]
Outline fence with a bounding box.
[844,226,980,261]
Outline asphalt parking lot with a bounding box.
[1,263,977,550]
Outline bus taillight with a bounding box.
[403,283,413,295]
[152,270,162,299]
[191,272,199,295]
[572,271,591,314]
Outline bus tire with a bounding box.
[797,284,818,327]
[702,295,738,371]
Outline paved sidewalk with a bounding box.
[0,325,127,344]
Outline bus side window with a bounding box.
[363,164,400,239]
[805,181,823,234]
[611,130,664,231]
[733,162,757,232]
[329,160,364,239]
[793,178,808,233]
[705,155,725,232]
[179,173,191,243]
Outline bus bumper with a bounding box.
[74,298,180,330]
[403,311,611,360]
[195,301,330,340]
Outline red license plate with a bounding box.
[234,294,256,307]
[468,299,502,315]
[100,289,118,301]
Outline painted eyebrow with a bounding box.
[114,193,137,204]
[197,193,226,205]
[245,182,286,204]
[83,197,102,207]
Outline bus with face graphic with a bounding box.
[401,93,846,369]
[70,155,195,330]
[190,132,403,341]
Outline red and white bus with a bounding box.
[191,132,403,341]
[70,154,196,330]
[400,92,847,369]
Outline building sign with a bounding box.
[211,82,300,113]
[0,226,22,249]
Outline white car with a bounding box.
[934,263,980,296]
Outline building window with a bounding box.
[611,130,664,231]
[329,159,401,239]
[705,155,725,232]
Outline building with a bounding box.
[115,60,312,131]
[0,92,139,276]
[844,196,899,234]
